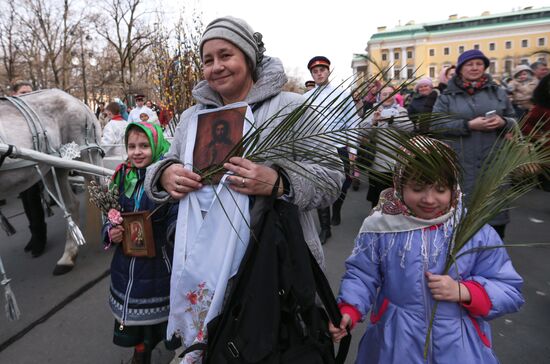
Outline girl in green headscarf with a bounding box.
[102,122,178,363]
[111,121,171,197]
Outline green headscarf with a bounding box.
[111,122,170,198]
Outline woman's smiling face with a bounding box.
[202,39,254,105]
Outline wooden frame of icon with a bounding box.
[121,211,156,257]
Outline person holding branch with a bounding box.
[330,137,524,363]
[144,16,344,362]
[103,122,177,364]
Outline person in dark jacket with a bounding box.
[432,49,516,238]
[11,81,49,257]
[436,65,456,93]
[407,77,438,132]
[521,73,550,191]
[102,122,177,364]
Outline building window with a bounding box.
[538,37,546,46]
[394,52,400,60]
[407,51,413,59]
[382,53,387,61]
[429,49,435,57]
[474,44,480,50]
[394,69,400,79]
[489,42,495,51]
[393,69,401,79]
[489,61,496,75]
[458,46,464,54]
[429,66,436,78]
[521,39,528,48]
[520,58,529,65]
[444,47,450,55]
[504,59,513,74]
[407,68,413,78]
[505,41,512,49]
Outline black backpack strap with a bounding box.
[308,250,351,364]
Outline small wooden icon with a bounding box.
[121,211,155,257]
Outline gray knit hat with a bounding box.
[200,16,265,70]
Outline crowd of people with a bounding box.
[95,95,174,158]
[7,14,549,364]
[101,18,547,364]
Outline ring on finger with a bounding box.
[241,177,246,188]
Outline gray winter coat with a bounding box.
[144,56,345,266]
[432,74,516,225]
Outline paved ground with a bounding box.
[0,182,548,363]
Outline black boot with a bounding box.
[331,198,344,226]
[352,177,360,191]
[24,235,33,252]
[317,207,331,245]
[20,183,47,257]
[30,223,47,258]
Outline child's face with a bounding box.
[127,130,153,168]
[516,70,529,81]
[402,181,452,219]
[139,113,149,122]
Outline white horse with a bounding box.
[0,89,103,275]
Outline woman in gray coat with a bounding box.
[143,16,344,360]
[432,49,516,238]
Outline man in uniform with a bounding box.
[128,94,157,123]
[304,56,359,244]
[305,80,316,91]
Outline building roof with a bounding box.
[370,7,550,42]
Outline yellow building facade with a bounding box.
[359,7,550,82]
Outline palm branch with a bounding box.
[145,65,550,356]
[196,70,420,190]
[190,73,550,358]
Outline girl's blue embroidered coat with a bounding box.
[102,166,178,326]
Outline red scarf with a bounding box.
[456,75,488,95]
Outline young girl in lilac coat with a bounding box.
[330,137,524,363]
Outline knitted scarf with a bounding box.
[455,74,488,95]
[111,122,170,197]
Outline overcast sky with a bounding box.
[165,0,548,85]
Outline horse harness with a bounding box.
[0,93,103,170]
[0,93,101,246]
[0,95,56,170]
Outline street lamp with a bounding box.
[71,32,98,106]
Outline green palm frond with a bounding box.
[192,70,549,358]
[196,70,420,189]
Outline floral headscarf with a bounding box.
[389,136,461,216]
[362,136,462,233]
[111,122,170,197]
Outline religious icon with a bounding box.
[129,221,144,247]
[193,105,246,184]
[121,211,155,257]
